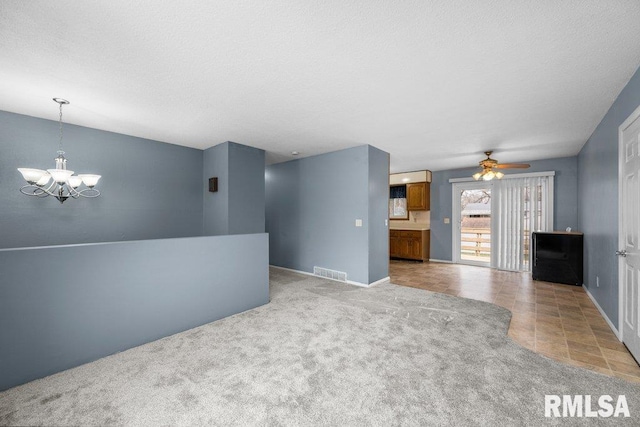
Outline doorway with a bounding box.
[453,182,493,267]
[618,105,640,363]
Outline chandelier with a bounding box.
[18,98,101,204]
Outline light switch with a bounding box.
[385,219,388,226]
[355,219,363,227]
[444,217,450,224]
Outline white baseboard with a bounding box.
[270,265,317,279]
[365,276,390,288]
[582,285,621,340]
[429,259,453,263]
[269,265,387,288]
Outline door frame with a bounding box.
[618,103,640,342]
[452,181,495,267]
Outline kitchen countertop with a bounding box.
[389,223,430,231]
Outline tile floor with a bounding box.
[389,259,640,383]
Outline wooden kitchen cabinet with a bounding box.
[389,230,430,261]
[390,233,402,257]
[407,182,429,211]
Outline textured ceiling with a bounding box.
[1,1,640,172]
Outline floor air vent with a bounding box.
[313,266,348,282]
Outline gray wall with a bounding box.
[368,145,390,282]
[430,156,579,261]
[0,110,203,249]
[0,234,270,391]
[203,141,265,236]
[578,66,640,324]
[266,145,389,285]
[229,142,266,234]
[203,142,230,235]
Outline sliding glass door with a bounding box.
[452,173,554,271]
[494,175,553,271]
[453,182,493,267]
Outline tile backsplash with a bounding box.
[391,210,430,227]
[410,211,429,223]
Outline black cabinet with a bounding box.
[532,232,583,286]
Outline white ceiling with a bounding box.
[1,1,640,172]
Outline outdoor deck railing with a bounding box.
[461,227,491,257]
[460,228,531,258]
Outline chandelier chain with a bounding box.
[58,102,64,153]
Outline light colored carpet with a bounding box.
[0,268,638,426]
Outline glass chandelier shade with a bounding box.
[17,98,101,204]
[473,169,504,181]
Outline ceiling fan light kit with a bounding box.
[472,151,529,181]
[473,170,504,181]
[17,98,101,204]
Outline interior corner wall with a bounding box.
[578,65,640,325]
[203,142,230,235]
[429,156,579,262]
[0,110,203,249]
[266,145,388,285]
[203,141,266,236]
[368,145,390,283]
[228,142,266,235]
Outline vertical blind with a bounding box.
[495,175,553,272]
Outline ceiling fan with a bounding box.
[472,151,530,181]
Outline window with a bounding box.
[389,185,408,219]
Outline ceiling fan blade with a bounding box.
[494,163,530,169]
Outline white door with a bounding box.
[619,105,640,362]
